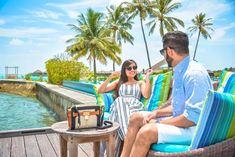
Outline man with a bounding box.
[120,31,213,157]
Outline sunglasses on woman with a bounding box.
[126,65,137,71]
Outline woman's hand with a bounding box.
[109,71,120,80]
[98,71,120,93]
[145,69,153,81]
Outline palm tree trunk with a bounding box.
[112,32,116,71]
[93,57,97,83]
[113,61,115,71]
[193,30,201,61]
[160,21,164,37]
[140,16,151,69]
[89,59,91,70]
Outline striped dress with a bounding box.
[109,83,144,140]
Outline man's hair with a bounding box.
[162,31,189,55]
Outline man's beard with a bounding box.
[166,53,173,67]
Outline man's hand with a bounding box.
[143,112,157,124]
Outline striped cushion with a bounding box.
[190,90,235,150]
[141,71,172,111]
[217,70,235,94]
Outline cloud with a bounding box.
[211,22,235,41]
[108,0,131,6]
[9,38,24,46]
[46,0,106,18]
[172,0,230,25]
[0,27,58,38]
[58,34,74,43]
[46,0,131,19]
[26,9,63,20]
[0,19,5,25]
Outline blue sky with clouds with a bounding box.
[0,0,234,74]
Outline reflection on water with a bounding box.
[0,92,60,131]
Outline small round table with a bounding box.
[51,121,119,157]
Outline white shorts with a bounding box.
[140,111,196,145]
[156,123,195,145]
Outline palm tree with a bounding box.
[66,8,121,82]
[188,12,214,60]
[147,0,184,37]
[106,5,134,71]
[121,0,153,69]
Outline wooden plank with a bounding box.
[47,133,88,157]
[24,135,42,157]
[0,127,53,138]
[11,136,26,157]
[80,143,94,157]
[0,137,11,157]
[47,133,60,156]
[36,134,57,157]
[77,144,89,157]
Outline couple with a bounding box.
[98,31,213,157]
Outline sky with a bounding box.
[0,0,235,75]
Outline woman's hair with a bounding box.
[113,59,139,99]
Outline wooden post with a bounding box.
[93,141,100,157]
[68,137,77,157]
[106,133,115,157]
[59,135,67,157]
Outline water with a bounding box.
[0,74,48,81]
[0,92,60,131]
[0,74,24,79]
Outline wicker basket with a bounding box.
[148,136,235,157]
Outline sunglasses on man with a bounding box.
[159,48,166,56]
[126,65,137,71]
[159,47,174,56]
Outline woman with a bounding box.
[98,59,152,140]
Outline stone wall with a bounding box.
[35,83,82,120]
[0,80,35,97]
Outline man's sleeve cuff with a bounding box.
[183,110,199,125]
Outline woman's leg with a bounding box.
[121,112,145,157]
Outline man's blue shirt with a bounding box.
[172,56,213,124]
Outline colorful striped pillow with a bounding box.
[93,85,114,112]
[190,90,235,150]
[217,70,235,94]
[141,71,172,111]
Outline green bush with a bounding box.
[45,59,91,85]
[25,74,31,81]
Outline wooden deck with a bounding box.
[0,131,94,157]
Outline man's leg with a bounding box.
[121,112,144,157]
[130,123,158,157]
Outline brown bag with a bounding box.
[67,105,112,130]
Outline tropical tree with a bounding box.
[106,5,134,71]
[147,0,184,37]
[121,0,153,69]
[188,12,214,60]
[66,8,121,82]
